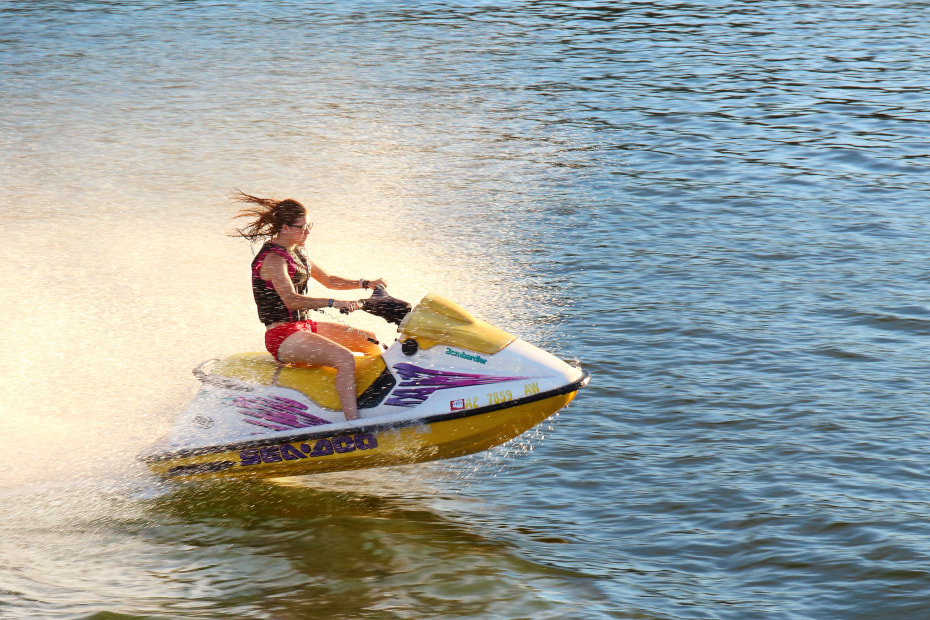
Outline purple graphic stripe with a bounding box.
[262,396,331,425]
[239,407,306,428]
[234,395,332,429]
[265,395,311,413]
[259,404,319,424]
[236,395,307,408]
[243,418,292,432]
[385,363,529,408]
[239,395,309,415]
[236,401,324,427]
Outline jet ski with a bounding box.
[142,290,589,480]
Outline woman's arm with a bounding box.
[310,261,386,291]
[261,253,357,311]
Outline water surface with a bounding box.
[2,2,930,618]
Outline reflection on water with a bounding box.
[1,475,602,619]
[154,478,599,617]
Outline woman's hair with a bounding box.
[231,190,307,241]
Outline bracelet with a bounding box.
[328,298,334,308]
[359,279,370,289]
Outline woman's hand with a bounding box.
[335,299,361,312]
[368,278,387,290]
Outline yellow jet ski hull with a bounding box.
[145,375,587,480]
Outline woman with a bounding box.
[232,191,386,421]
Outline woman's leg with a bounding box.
[275,331,360,421]
[315,322,381,355]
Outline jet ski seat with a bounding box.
[211,352,390,410]
[205,294,515,411]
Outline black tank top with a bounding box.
[251,242,311,325]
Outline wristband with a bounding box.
[328,298,334,308]
[359,279,370,289]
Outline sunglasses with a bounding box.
[286,222,313,232]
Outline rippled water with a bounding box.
[2,2,930,618]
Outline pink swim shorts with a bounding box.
[264,320,318,361]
